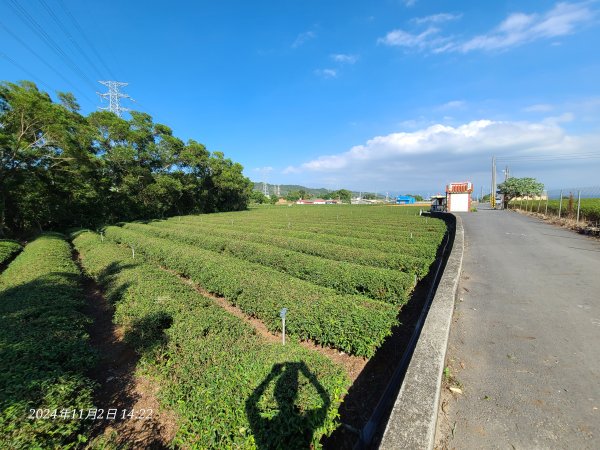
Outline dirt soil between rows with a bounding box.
[72,250,178,449]
[70,222,449,449]
[159,259,443,450]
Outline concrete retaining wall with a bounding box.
[379,214,464,449]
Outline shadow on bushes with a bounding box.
[0,274,96,447]
[245,361,330,450]
[125,311,173,353]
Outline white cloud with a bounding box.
[292,31,316,48]
[314,68,337,78]
[331,53,359,64]
[457,2,594,52]
[524,103,555,112]
[282,119,600,190]
[380,2,595,54]
[437,100,466,110]
[253,166,274,172]
[377,26,446,50]
[402,0,417,7]
[399,119,422,129]
[542,112,575,124]
[412,13,462,25]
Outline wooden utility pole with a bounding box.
[491,156,497,208]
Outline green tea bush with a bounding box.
[73,231,349,449]
[0,240,22,267]
[155,220,442,258]
[0,234,95,449]
[103,226,398,357]
[144,221,427,274]
[124,222,414,304]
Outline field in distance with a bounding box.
[1,205,446,449]
[510,197,600,222]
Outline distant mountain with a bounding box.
[252,182,333,197]
[252,182,386,199]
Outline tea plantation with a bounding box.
[0,205,446,448]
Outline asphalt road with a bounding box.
[436,207,600,449]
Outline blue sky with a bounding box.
[1,0,600,195]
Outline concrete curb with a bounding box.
[379,214,464,450]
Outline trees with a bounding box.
[331,189,351,203]
[250,191,268,204]
[286,191,301,202]
[498,177,544,209]
[0,81,99,233]
[0,81,252,236]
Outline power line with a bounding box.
[0,52,54,92]
[0,20,95,103]
[6,0,97,91]
[57,0,118,81]
[37,0,106,80]
[497,152,600,162]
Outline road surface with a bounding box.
[436,207,600,449]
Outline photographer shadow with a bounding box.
[245,361,330,450]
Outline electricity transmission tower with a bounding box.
[97,81,133,117]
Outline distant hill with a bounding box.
[252,182,337,198]
[252,182,387,199]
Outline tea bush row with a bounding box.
[146,221,429,275]
[125,222,414,304]
[73,230,349,449]
[157,219,443,259]
[0,234,95,449]
[0,240,22,267]
[103,226,398,357]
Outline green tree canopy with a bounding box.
[498,177,544,208]
[331,189,351,203]
[286,191,301,202]
[250,191,269,204]
[0,80,252,237]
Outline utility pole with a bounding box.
[97,81,133,117]
[501,165,510,208]
[491,156,497,208]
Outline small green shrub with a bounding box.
[0,240,22,267]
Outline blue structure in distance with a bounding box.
[396,195,416,204]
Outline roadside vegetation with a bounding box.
[510,198,600,223]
